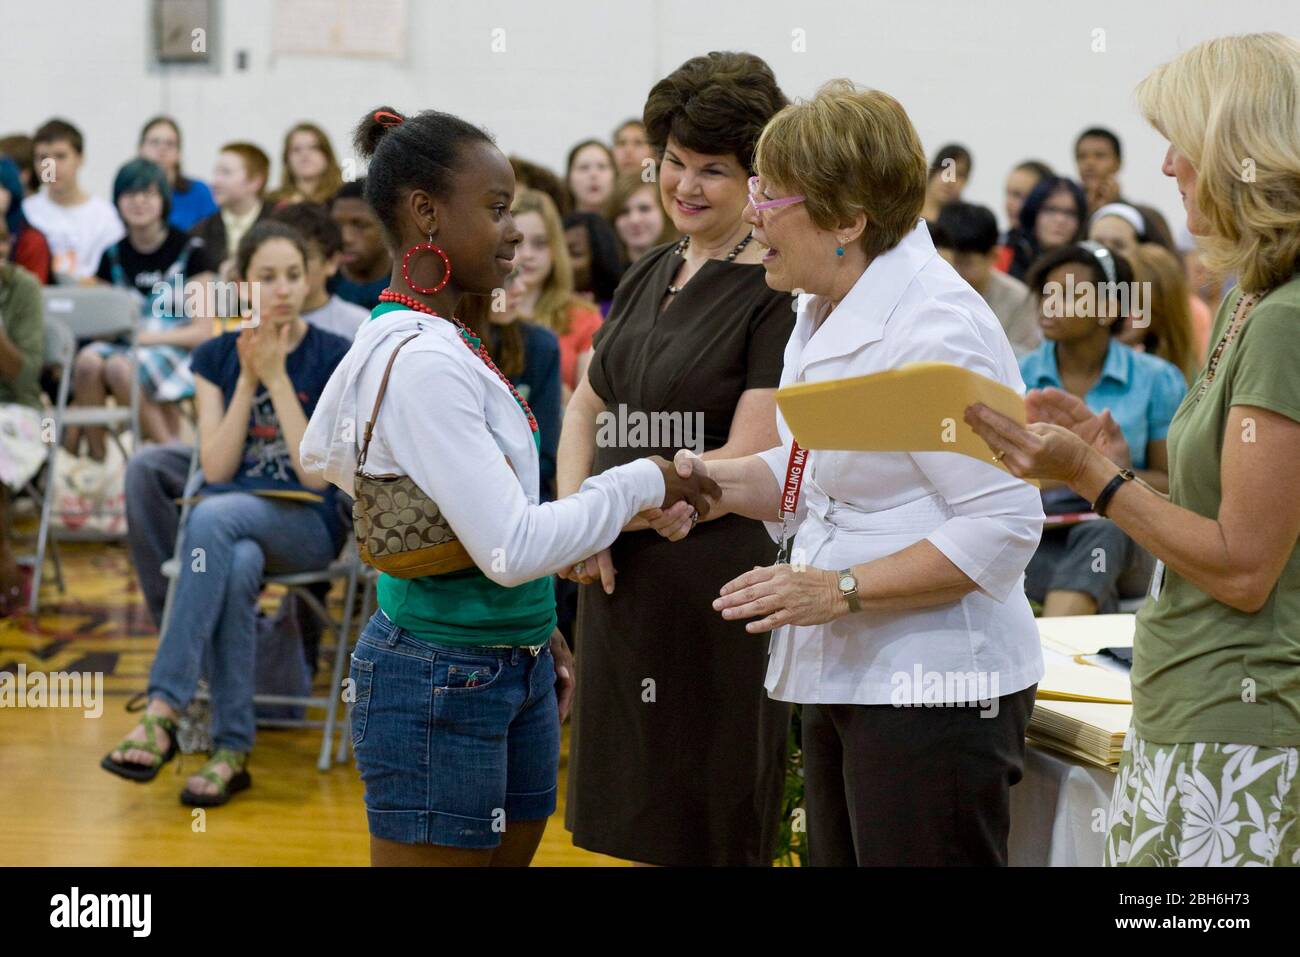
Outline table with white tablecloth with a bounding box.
[1009,640,1132,867]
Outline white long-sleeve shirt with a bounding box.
[301,308,664,587]
[756,221,1045,705]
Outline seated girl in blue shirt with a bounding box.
[101,221,352,805]
[1018,242,1187,615]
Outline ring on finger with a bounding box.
[574,560,586,576]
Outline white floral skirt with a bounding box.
[1104,727,1300,866]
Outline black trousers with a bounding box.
[802,684,1036,866]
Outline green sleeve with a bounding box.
[3,271,45,408]
[1230,294,1300,424]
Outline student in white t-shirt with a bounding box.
[270,201,366,340]
[22,119,123,281]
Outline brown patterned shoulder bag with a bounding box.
[352,333,476,578]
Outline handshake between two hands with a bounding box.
[560,449,719,592]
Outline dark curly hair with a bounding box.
[352,105,494,243]
[642,51,787,173]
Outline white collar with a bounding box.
[797,220,936,370]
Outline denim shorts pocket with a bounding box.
[433,652,503,694]
[350,655,375,746]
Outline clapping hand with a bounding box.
[1025,387,1131,467]
[236,321,291,387]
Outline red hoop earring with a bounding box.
[402,236,452,295]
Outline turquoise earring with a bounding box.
[835,246,845,257]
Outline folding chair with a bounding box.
[40,286,142,540]
[157,445,365,771]
[13,316,75,614]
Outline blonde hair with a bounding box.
[1130,243,1199,383]
[754,79,927,258]
[511,188,584,336]
[1135,33,1300,293]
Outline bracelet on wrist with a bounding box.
[1092,468,1135,517]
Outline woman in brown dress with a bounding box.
[557,51,794,866]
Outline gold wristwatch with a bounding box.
[837,568,860,613]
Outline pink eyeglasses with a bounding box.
[748,176,805,212]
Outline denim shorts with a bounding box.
[349,610,560,848]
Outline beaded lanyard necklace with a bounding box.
[377,288,539,435]
[1193,289,1265,402]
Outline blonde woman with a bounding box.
[268,122,344,207]
[606,172,676,265]
[510,188,603,399]
[967,33,1300,867]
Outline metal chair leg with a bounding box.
[317,564,359,772]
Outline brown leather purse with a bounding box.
[352,333,476,578]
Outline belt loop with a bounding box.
[384,622,401,648]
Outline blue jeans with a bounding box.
[349,610,560,848]
[147,492,337,751]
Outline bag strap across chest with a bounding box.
[357,332,421,469]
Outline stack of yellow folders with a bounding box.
[1029,616,1136,769]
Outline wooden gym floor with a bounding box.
[0,542,624,866]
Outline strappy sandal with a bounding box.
[179,748,251,807]
[100,711,179,782]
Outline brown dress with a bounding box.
[565,241,794,866]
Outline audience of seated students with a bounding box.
[267,122,343,208]
[327,179,390,310]
[269,202,368,340]
[936,201,1040,357]
[996,159,1052,272]
[1018,242,1186,616]
[1073,125,1174,249]
[1006,174,1087,280]
[63,159,216,458]
[1123,242,1203,381]
[190,141,272,279]
[562,209,624,317]
[566,139,617,215]
[606,171,676,266]
[510,155,571,216]
[1,157,51,283]
[512,189,604,402]
[0,217,46,615]
[137,116,218,232]
[22,119,123,281]
[920,142,971,223]
[611,118,656,176]
[102,222,352,804]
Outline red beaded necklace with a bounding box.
[378,288,539,435]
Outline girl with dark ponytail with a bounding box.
[301,107,717,866]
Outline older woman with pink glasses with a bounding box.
[663,80,1045,866]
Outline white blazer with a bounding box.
[755,222,1045,705]
[300,308,664,587]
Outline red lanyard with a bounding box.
[776,439,807,564]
